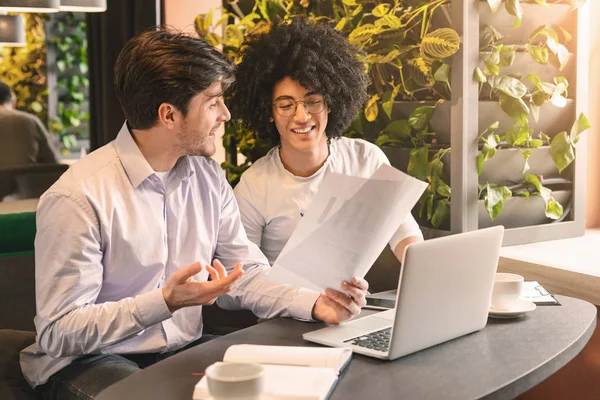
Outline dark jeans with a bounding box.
[35,335,219,400]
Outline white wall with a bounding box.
[586,0,600,228]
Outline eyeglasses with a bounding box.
[272,95,326,117]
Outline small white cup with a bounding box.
[205,362,264,400]
[491,273,524,311]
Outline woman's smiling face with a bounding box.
[271,77,329,153]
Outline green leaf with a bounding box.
[570,113,591,143]
[499,46,517,67]
[381,90,393,120]
[342,0,358,5]
[429,149,447,177]
[348,24,379,46]
[433,63,450,84]
[372,4,391,17]
[527,45,549,64]
[426,193,435,221]
[560,27,573,43]
[375,14,401,29]
[504,123,531,146]
[484,184,512,221]
[431,199,450,228]
[364,94,379,122]
[550,90,567,108]
[521,148,532,173]
[408,105,436,130]
[495,76,527,98]
[529,139,543,148]
[539,132,551,144]
[376,134,392,147]
[525,175,563,219]
[477,153,485,176]
[335,17,347,31]
[506,0,523,19]
[351,5,363,17]
[408,146,430,181]
[554,76,569,89]
[484,61,500,76]
[420,28,461,60]
[478,141,496,175]
[31,101,43,113]
[557,44,570,71]
[550,132,575,172]
[482,25,504,46]
[527,74,543,90]
[546,200,564,219]
[474,67,487,83]
[203,8,213,33]
[194,14,209,36]
[382,120,411,140]
[436,180,451,197]
[487,0,502,13]
[499,93,529,124]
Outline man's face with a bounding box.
[175,81,231,157]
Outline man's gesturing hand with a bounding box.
[162,259,244,313]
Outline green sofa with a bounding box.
[0,211,37,399]
[0,211,37,331]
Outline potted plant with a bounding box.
[475,0,590,230]
[196,0,590,243]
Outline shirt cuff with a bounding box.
[288,287,321,321]
[134,288,173,327]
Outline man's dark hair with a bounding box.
[0,80,13,106]
[232,17,369,144]
[114,28,235,130]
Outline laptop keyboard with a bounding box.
[344,327,391,352]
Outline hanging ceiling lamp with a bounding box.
[0,14,26,47]
[59,0,106,12]
[0,0,59,13]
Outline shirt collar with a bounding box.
[114,122,154,188]
[113,122,194,189]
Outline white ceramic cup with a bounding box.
[205,362,264,400]
[491,273,524,311]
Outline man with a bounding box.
[20,29,368,400]
[0,81,58,167]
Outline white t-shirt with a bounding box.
[153,169,171,184]
[234,137,423,265]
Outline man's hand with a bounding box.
[162,259,244,313]
[311,277,368,324]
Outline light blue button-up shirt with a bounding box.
[20,123,320,387]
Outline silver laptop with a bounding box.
[303,226,504,360]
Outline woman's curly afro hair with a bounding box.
[232,17,369,145]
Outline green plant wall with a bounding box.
[0,13,49,124]
[47,12,90,153]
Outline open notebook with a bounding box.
[193,344,352,400]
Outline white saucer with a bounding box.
[489,298,537,319]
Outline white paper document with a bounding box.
[193,345,352,400]
[267,164,427,292]
[520,281,560,305]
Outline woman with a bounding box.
[232,17,423,267]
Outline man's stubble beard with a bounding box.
[176,128,215,158]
